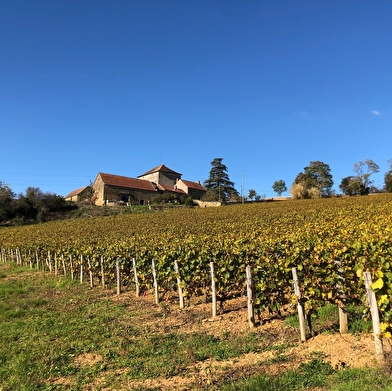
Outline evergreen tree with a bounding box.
[203,158,238,201]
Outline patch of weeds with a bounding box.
[347,304,372,335]
[264,354,289,365]
[284,313,299,329]
[223,358,335,391]
[331,367,392,391]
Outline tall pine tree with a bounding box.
[203,158,238,201]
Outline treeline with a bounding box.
[0,183,75,225]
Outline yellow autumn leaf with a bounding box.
[378,295,389,305]
[356,268,364,278]
[371,278,384,290]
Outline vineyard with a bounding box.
[2,195,392,349]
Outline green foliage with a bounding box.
[339,176,366,196]
[3,194,392,337]
[272,180,287,197]
[293,160,334,197]
[353,159,379,191]
[203,158,239,201]
[384,159,392,193]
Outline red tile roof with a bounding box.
[99,173,157,192]
[180,179,206,191]
[138,164,181,178]
[158,184,187,194]
[65,186,89,199]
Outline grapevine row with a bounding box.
[2,195,392,337]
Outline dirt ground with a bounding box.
[74,292,387,391]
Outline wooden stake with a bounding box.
[70,255,74,280]
[100,257,105,288]
[132,258,140,297]
[61,254,66,276]
[80,255,83,284]
[54,253,58,276]
[292,267,307,342]
[335,260,348,333]
[116,258,121,295]
[210,262,217,318]
[363,271,385,363]
[152,260,159,304]
[48,251,52,273]
[246,265,255,328]
[174,260,184,309]
[87,257,94,288]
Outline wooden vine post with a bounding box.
[335,260,348,333]
[132,258,140,297]
[47,251,52,273]
[210,262,217,318]
[54,253,58,276]
[87,257,94,288]
[80,255,84,284]
[363,271,385,363]
[116,258,121,295]
[100,256,105,288]
[174,260,184,309]
[62,254,66,277]
[152,260,159,304]
[69,255,74,280]
[292,267,307,342]
[246,265,255,328]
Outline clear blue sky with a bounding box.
[1,1,391,198]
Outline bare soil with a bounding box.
[74,291,386,390]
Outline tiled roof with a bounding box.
[138,164,181,178]
[158,184,187,194]
[65,186,89,199]
[180,179,206,191]
[99,173,157,192]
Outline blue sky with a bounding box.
[1,1,391,198]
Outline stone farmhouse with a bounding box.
[65,164,206,206]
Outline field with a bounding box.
[2,195,392,389]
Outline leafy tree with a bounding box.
[353,159,379,192]
[248,189,257,201]
[203,158,238,202]
[0,182,15,221]
[385,159,392,193]
[292,161,333,198]
[272,180,287,197]
[339,176,364,196]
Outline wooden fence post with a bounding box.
[292,267,307,342]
